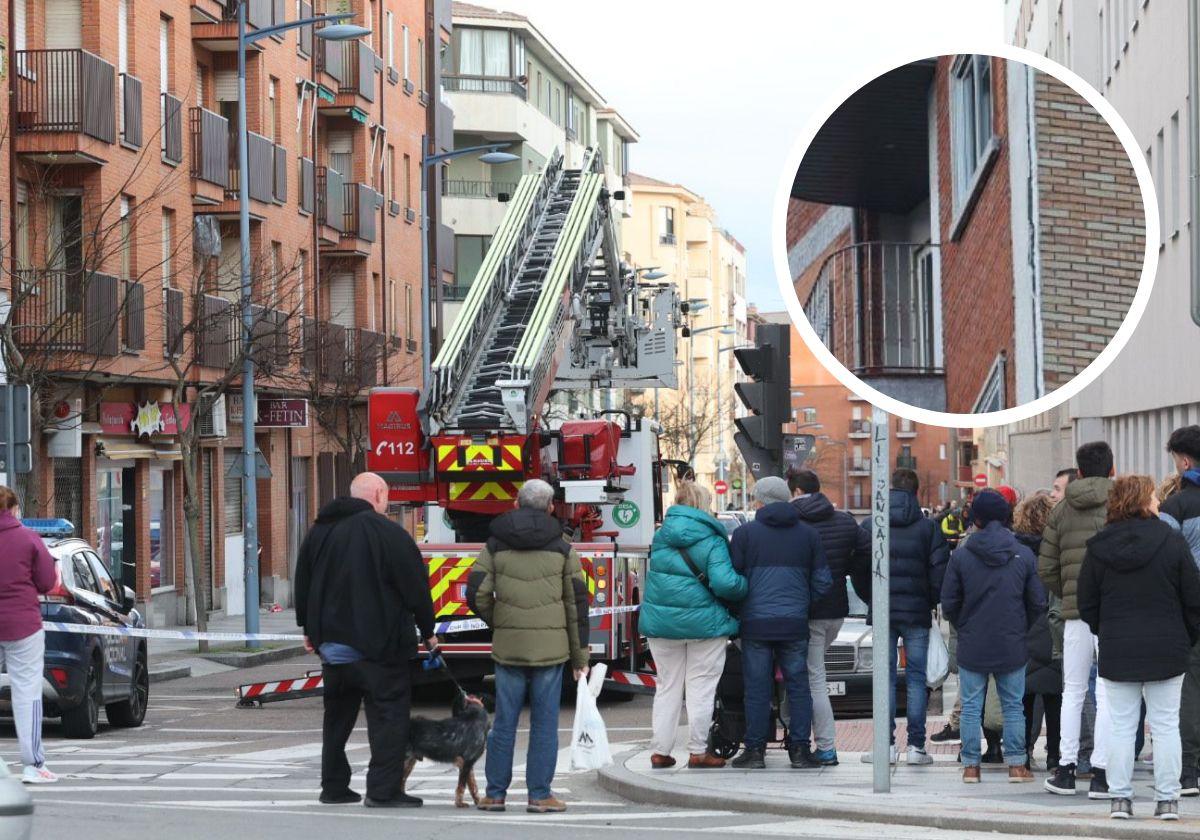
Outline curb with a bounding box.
[148,664,191,684]
[596,752,1193,840]
[196,644,310,668]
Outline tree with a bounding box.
[651,372,725,469]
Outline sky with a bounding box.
[475,0,1004,311]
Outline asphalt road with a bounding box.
[3,656,1102,840]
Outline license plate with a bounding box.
[828,681,846,696]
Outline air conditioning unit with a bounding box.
[198,395,228,439]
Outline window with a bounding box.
[15,182,29,271]
[418,38,425,92]
[402,24,410,81]
[161,208,174,287]
[386,11,394,68]
[405,284,413,340]
[224,451,243,534]
[297,249,308,314]
[195,63,206,107]
[1170,111,1181,237]
[71,552,100,595]
[659,206,675,244]
[939,443,948,461]
[1154,131,1165,246]
[801,407,817,424]
[13,0,26,53]
[119,197,132,281]
[387,145,396,203]
[86,551,121,604]
[267,77,279,142]
[949,54,994,213]
[270,241,282,307]
[403,152,412,209]
[159,15,172,95]
[971,352,1008,413]
[372,272,382,331]
[453,27,510,79]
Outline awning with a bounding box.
[154,447,182,461]
[97,439,182,461]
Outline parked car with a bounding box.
[826,582,909,717]
[0,519,149,739]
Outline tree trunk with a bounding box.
[177,422,210,653]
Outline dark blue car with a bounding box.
[0,520,149,739]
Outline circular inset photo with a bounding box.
[779,51,1156,424]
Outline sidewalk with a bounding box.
[597,717,1198,839]
[146,609,306,680]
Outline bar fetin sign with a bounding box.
[254,398,309,428]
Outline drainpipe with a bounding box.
[376,0,389,383]
[1190,0,1200,326]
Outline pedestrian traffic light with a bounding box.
[733,323,790,479]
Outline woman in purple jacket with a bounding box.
[0,486,59,783]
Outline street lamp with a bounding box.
[420,144,519,383]
[234,7,370,646]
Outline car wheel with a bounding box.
[106,650,148,728]
[61,656,101,739]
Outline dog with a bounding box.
[402,692,491,808]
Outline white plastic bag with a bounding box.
[926,627,950,689]
[569,663,613,771]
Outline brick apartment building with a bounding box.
[787,54,1144,414]
[1,0,451,625]
[759,312,955,514]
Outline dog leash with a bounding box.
[423,644,469,704]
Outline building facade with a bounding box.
[1001,0,1200,490]
[787,54,1144,414]
[623,172,750,496]
[1,0,442,626]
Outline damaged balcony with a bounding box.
[14,49,117,164]
[805,241,946,411]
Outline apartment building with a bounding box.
[437,1,637,327]
[998,0,1200,491]
[788,54,1144,414]
[2,0,443,625]
[623,172,750,495]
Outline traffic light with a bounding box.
[733,322,790,480]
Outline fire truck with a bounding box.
[368,147,680,693]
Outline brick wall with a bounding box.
[935,56,1017,413]
[1034,72,1144,390]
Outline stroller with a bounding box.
[706,641,789,758]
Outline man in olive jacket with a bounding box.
[1039,441,1114,797]
[466,479,589,814]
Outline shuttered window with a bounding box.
[159,17,170,95]
[215,68,238,103]
[329,273,355,328]
[224,451,243,534]
[14,0,26,52]
[45,0,82,50]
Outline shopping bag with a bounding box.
[926,626,950,689]
[569,664,613,771]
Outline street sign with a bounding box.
[781,433,816,471]
[225,448,273,479]
[714,480,728,496]
[974,473,988,488]
[0,384,33,475]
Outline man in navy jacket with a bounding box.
[730,476,832,770]
[942,490,1046,783]
[854,468,950,765]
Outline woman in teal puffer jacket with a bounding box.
[643,481,747,769]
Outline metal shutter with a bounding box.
[328,273,355,327]
[45,0,82,50]
[215,68,238,102]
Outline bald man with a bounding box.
[294,471,436,808]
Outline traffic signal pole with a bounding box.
[871,406,891,792]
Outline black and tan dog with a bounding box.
[402,692,491,807]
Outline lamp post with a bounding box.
[419,144,519,384]
[235,7,370,646]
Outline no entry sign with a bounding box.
[714,480,729,495]
[974,473,988,488]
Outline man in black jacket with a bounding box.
[855,468,950,765]
[790,468,869,766]
[294,472,437,808]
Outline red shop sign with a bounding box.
[99,402,192,437]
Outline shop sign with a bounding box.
[100,402,191,437]
[255,398,309,428]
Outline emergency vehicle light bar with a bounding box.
[22,518,76,537]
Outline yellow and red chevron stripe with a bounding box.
[447,480,524,503]
[424,552,600,618]
[436,443,523,473]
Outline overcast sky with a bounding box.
[477,0,1004,311]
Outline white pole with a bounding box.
[871,406,891,792]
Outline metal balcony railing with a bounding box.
[317,167,347,233]
[222,0,272,29]
[161,93,183,164]
[805,241,942,376]
[343,183,378,242]
[226,130,274,203]
[318,321,349,381]
[164,287,184,357]
[444,178,518,199]
[442,74,527,98]
[11,269,120,355]
[849,418,871,435]
[896,455,918,470]
[273,144,287,202]
[121,280,145,352]
[197,294,235,369]
[120,73,142,148]
[14,50,116,143]
[190,107,229,186]
[338,41,376,103]
[299,157,315,214]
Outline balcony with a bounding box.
[273,144,287,203]
[120,281,145,352]
[317,321,348,382]
[197,295,235,369]
[14,49,116,163]
[119,73,143,149]
[250,304,290,373]
[896,455,918,471]
[316,167,347,236]
[342,183,379,244]
[10,270,121,356]
[161,93,183,165]
[226,130,275,204]
[353,328,386,388]
[848,419,871,438]
[442,75,527,98]
[896,420,918,439]
[659,233,676,246]
[164,287,184,357]
[299,157,315,214]
[805,241,946,411]
[190,106,230,193]
[848,458,870,476]
[445,179,518,199]
[192,0,274,51]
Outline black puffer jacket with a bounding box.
[793,493,870,620]
[855,489,950,628]
[1078,517,1200,682]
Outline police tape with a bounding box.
[41,604,641,642]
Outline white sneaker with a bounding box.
[907,746,934,766]
[860,745,899,764]
[21,765,58,784]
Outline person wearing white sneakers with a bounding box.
[0,487,59,784]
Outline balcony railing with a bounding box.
[14,49,116,143]
[161,93,183,164]
[318,321,349,381]
[317,167,347,233]
[805,241,942,376]
[353,328,385,387]
[11,269,120,356]
[299,157,315,214]
[849,419,871,436]
[343,183,379,242]
[659,233,676,246]
[339,41,376,103]
[121,280,145,352]
[273,144,287,203]
[226,130,275,203]
[190,106,229,186]
[250,304,289,371]
[442,74,527,99]
[897,455,918,470]
[164,287,184,357]
[120,73,142,148]
[849,458,870,473]
[316,34,346,85]
[197,294,235,369]
[222,0,272,29]
[444,179,518,199]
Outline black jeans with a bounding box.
[321,659,412,801]
[1024,692,1062,763]
[1182,641,1200,771]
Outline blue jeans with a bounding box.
[741,638,811,750]
[485,663,563,801]
[889,624,929,749]
[960,666,1027,767]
